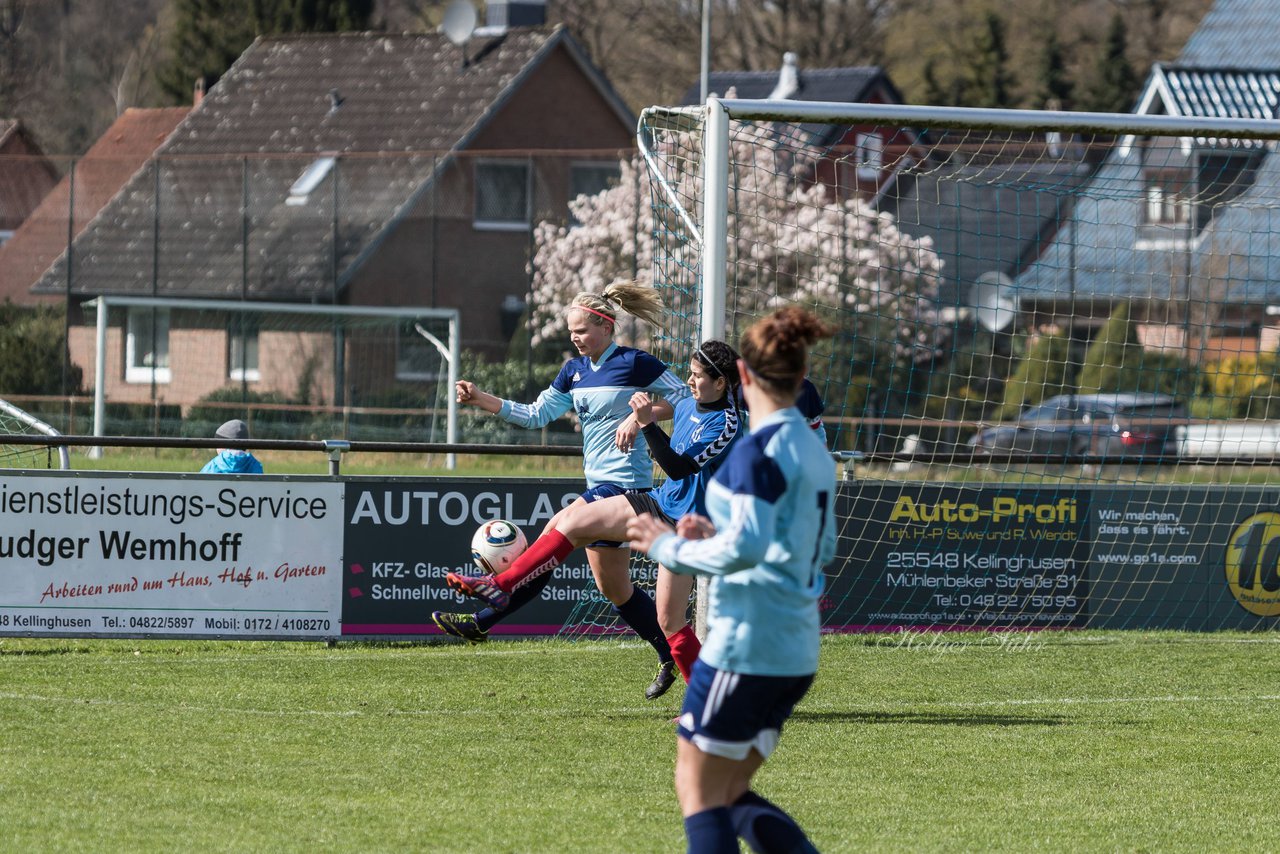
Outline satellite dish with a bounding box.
[969,272,1018,332]
[440,0,477,47]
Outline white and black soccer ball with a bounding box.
[470,519,528,574]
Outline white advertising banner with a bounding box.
[0,472,343,639]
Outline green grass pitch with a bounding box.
[1,631,1277,852]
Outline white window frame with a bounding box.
[855,132,883,180]
[125,307,171,384]
[228,318,260,382]
[473,159,531,231]
[1143,175,1190,225]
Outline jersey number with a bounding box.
[810,490,830,584]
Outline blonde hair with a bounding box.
[570,281,666,331]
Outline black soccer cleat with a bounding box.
[645,660,678,700]
[432,611,488,643]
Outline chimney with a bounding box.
[768,53,799,101]
[484,0,546,30]
[193,76,206,106]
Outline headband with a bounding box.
[695,347,724,380]
[571,304,616,325]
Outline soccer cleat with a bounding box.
[645,660,678,700]
[432,611,488,643]
[445,572,510,610]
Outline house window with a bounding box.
[396,321,445,381]
[228,317,260,382]
[569,162,621,226]
[855,132,883,180]
[1144,176,1190,225]
[0,230,13,248]
[474,160,530,230]
[125,307,170,384]
[286,156,335,206]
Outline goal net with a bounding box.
[630,98,1280,634]
[75,297,459,447]
[0,398,70,470]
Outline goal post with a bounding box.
[83,296,460,465]
[637,96,1280,634]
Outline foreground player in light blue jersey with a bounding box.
[434,283,689,695]
[629,307,837,854]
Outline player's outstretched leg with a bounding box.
[445,572,510,610]
[432,611,488,643]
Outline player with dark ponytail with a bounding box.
[628,306,837,854]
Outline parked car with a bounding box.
[969,393,1187,459]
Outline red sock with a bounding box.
[666,624,701,682]
[494,530,575,592]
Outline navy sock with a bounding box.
[730,791,818,854]
[475,572,551,631]
[615,585,673,661]
[683,807,738,854]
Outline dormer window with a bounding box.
[1143,174,1190,226]
[286,156,336,206]
[855,132,883,181]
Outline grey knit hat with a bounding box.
[215,419,250,441]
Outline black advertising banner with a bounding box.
[826,483,1090,629]
[340,478,598,636]
[1087,486,1280,631]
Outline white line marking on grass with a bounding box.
[840,693,1280,712]
[0,690,660,719]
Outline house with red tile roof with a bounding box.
[0,108,189,306]
[0,120,59,252]
[17,21,634,409]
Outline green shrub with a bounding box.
[185,386,310,439]
[996,332,1074,420]
[0,303,82,396]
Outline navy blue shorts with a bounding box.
[677,659,814,760]
[581,483,648,549]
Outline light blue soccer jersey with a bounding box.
[649,407,837,676]
[498,343,689,488]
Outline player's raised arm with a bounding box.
[455,380,502,414]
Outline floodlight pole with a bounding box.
[700,0,711,104]
[91,297,107,460]
[695,98,730,641]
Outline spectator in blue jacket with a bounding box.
[200,419,264,474]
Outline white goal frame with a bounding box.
[86,296,461,464]
[639,98,1280,638]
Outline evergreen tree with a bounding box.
[1077,302,1140,394]
[922,57,960,107]
[158,0,373,103]
[996,332,1074,420]
[1075,302,1196,397]
[968,12,1013,108]
[1083,12,1138,113]
[1035,30,1074,109]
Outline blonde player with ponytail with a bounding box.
[434,282,690,700]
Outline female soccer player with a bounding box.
[627,306,837,854]
[431,282,688,692]
[662,377,831,678]
[444,339,742,700]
